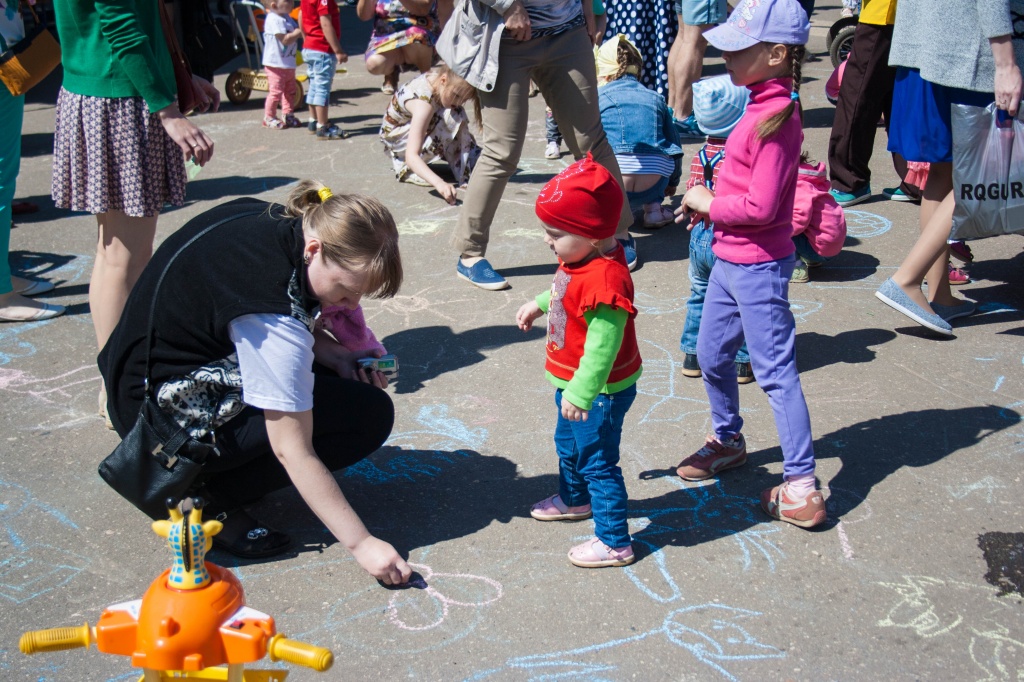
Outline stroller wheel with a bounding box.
[225,71,252,105]
[829,24,857,68]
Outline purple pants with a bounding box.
[696,255,816,479]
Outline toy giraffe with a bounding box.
[154,498,220,590]
[20,497,333,682]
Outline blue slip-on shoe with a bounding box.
[830,185,872,207]
[874,277,953,335]
[931,299,977,322]
[617,236,638,271]
[456,258,509,290]
[673,114,705,141]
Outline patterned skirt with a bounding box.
[52,88,186,218]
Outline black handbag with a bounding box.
[182,0,239,81]
[97,211,260,520]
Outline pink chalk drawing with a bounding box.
[386,562,503,631]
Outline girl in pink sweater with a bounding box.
[671,0,826,529]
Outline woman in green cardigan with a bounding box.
[50,0,218,367]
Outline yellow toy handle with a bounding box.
[19,623,92,655]
[267,634,334,672]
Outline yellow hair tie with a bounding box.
[317,187,333,202]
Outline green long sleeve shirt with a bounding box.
[536,290,642,410]
[54,0,176,112]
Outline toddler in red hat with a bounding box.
[516,153,643,568]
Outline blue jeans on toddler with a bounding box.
[545,108,562,145]
[302,49,337,107]
[554,384,636,548]
[681,223,750,363]
[696,255,816,479]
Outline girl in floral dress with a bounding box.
[380,65,481,205]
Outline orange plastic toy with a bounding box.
[19,498,333,681]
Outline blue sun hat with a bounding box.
[703,0,810,52]
[692,75,750,137]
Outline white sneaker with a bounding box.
[545,141,560,159]
[840,7,854,17]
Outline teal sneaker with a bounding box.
[829,185,871,207]
[673,114,704,141]
[882,186,918,203]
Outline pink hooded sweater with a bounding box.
[708,77,802,264]
[792,161,847,258]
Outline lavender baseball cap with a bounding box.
[703,0,810,52]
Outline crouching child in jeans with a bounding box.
[516,153,643,568]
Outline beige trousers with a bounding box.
[452,26,633,258]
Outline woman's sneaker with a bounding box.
[760,481,827,528]
[676,434,747,481]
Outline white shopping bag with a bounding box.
[951,102,1024,240]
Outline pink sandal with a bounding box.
[530,494,592,521]
[568,538,635,568]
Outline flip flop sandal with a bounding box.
[568,538,635,568]
[530,494,592,521]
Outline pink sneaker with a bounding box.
[676,434,747,481]
[530,494,592,521]
[568,538,634,568]
[760,482,827,528]
[948,261,971,286]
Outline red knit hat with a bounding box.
[535,153,623,240]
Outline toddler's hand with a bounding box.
[682,184,714,217]
[561,399,587,422]
[437,182,458,205]
[516,301,543,331]
[335,51,348,64]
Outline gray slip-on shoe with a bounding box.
[874,278,953,336]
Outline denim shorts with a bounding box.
[302,49,337,107]
[673,0,726,25]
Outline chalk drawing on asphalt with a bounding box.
[464,604,785,682]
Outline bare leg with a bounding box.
[671,23,712,119]
[309,103,330,126]
[890,162,956,311]
[666,16,685,113]
[400,43,435,72]
[365,51,403,76]
[91,211,158,350]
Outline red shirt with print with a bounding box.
[301,0,341,54]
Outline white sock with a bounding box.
[785,474,816,499]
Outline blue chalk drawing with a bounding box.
[465,604,785,682]
[628,477,786,577]
[994,376,1005,392]
[946,476,1005,503]
[977,301,1020,315]
[0,320,52,365]
[342,405,487,484]
[634,341,721,425]
[789,299,823,324]
[634,291,687,316]
[0,480,86,604]
[844,210,892,238]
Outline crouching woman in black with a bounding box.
[99,181,413,585]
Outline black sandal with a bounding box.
[211,509,292,559]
